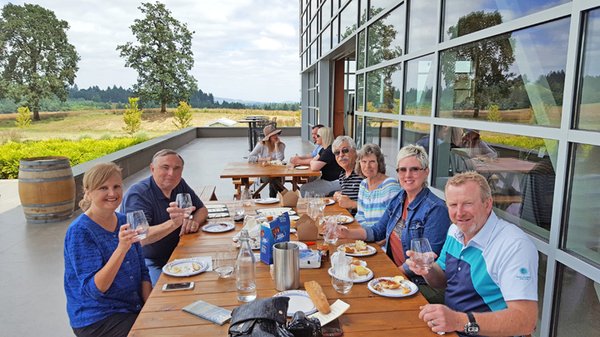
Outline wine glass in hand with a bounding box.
[410,238,435,272]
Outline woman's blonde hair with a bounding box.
[79,162,122,211]
[318,127,334,148]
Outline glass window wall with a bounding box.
[403,122,431,152]
[365,117,399,175]
[554,264,600,336]
[407,0,437,53]
[442,0,570,41]
[438,18,570,127]
[576,8,600,132]
[357,73,365,112]
[340,0,358,40]
[357,30,366,70]
[366,63,402,113]
[369,0,397,19]
[404,54,435,116]
[366,4,405,67]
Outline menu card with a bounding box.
[183,299,232,325]
[308,300,350,326]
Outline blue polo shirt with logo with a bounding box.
[437,212,538,315]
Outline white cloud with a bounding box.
[0,0,300,102]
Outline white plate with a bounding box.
[202,222,235,233]
[328,266,373,283]
[162,260,209,277]
[208,212,229,219]
[367,277,418,298]
[289,215,300,221]
[294,165,309,170]
[323,215,354,225]
[337,243,377,257]
[288,241,308,250]
[255,197,280,204]
[324,198,335,206]
[273,290,317,316]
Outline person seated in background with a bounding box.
[248,124,286,197]
[300,126,343,197]
[461,129,497,159]
[290,124,323,166]
[337,145,450,304]
[331,135,362,214]
[406,171,538,336]
[121,149,208,285]
[64,162,151,337]
[354,143,401,228]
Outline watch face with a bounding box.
[465,323,480,335]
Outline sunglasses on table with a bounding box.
[333,148,351,156]
[395,166,425,173]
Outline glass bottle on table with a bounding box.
[235,230,257,302]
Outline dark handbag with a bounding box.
[287,311,322,337]
[228,297,294,337]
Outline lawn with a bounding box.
[0,108,301,142]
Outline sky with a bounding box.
[0,0,300,102]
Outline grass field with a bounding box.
[0,108,301,142]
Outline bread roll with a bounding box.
[304,281,331,314]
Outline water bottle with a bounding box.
[235,230,257,302]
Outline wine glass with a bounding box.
[410,238,435,271]
[176,193,193,226]
[323,216,339,245]
[126,210,149,240]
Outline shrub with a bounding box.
[173,101,193,129]
[487,104,502,122]
[15,106,32,128]
[0,136,148,179]
[123,97,142,134]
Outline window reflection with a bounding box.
[366,63,402,113]
[577,8,600,132]
[432,126,557,238]
[407,0,437,53]
[366,117,399,175]
[369,0,397,19]
[554,264,600,336]
[565,144,600,264]
[443,0,570,41]
[357,74,365,112]
[357,30,366,70]
[533,253,546,337]
[322,25,331,54]
[367,4,404,67]
[355,115,364,147]
[322,0,331,23]
[340,0,358,41]
[404,54,435,116]
[403,122,431,152]
[438,18,570,127]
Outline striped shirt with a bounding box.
[355,177,401,228]
[339,170,362,201]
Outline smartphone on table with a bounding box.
[162,281,195,291]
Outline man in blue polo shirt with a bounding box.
[290,124,323,166]
[406,172,538,337]
[122,149,208,285]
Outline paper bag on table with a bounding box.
[278,189,300,207]
[296,214,319,241]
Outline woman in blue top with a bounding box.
[64,162,151,337]
[338,145,450,302]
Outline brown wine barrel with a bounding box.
[18,156,75,223]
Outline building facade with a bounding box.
[299,1,600,336]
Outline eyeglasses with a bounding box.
[396,166,425,173]
[333,148,351,156]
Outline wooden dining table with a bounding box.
[220,162,322,198]
[128,201,457,336]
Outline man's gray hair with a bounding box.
[152,149,184,165]
[332,135,356,151]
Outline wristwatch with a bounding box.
[464,312,480,336]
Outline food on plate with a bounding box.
[344,240,369,254]
[169,262,201,274]
[350,258,363,266]
[353,265,370,276]
[373,275,411,294]
[304,281,331,314]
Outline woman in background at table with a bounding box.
[337,145,450,303]
[248,124,286,197]
[300,126,343,197]
[64,163,151,337]
[331,135,362,214]
[354,143,401,229]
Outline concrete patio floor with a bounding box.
[0,136,313,337]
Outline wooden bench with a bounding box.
[197,185,218,203]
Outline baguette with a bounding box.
[304,281,331,314]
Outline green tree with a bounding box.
[15,106,32,128]
[123,97,142,134]
[117,2,197,113]
[0,3,79,121]
[172,101,193,129]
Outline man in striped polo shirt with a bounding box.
[407,172,538,337]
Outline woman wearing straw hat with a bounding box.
[248,124,286,197]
